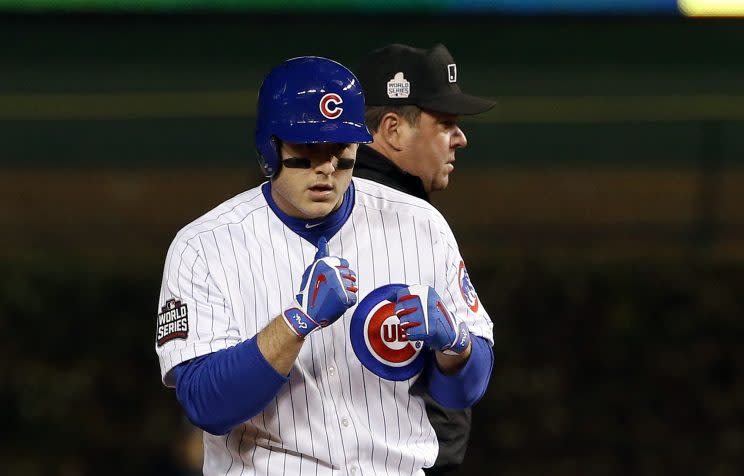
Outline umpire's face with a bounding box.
[271,142,358,219]
[399,110,467,192]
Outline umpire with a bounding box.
[354,43,495,475]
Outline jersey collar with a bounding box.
[262,180,355,246]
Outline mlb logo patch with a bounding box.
[350,284,427,381]
[156,298,189,346]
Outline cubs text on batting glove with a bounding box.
[282,236,358,338]
[395,284,471,355]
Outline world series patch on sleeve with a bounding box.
[156,298,189,346]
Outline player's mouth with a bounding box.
[445,159,455,172]
[308,183,335,200]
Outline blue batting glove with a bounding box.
[283,237,358,338]
[394,284,471,355]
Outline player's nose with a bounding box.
[314,155,337,175]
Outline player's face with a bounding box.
[271,142,358,220]
[399,110,467,192]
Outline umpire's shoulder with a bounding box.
[352,177,450,229]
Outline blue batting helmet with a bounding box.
[255,56,373,177]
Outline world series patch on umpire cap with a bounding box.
[355,43,496,115]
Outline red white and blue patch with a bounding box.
[458,261,479,313]
[350,284,427,381]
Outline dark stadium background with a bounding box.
[1,9,743,476]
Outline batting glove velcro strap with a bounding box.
[282,237,358,338]
[282,306,321,338]
[394,284,471,355]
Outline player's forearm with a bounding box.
[434,340,472,375]
[173,336,289,435]
[172,319,306,436]
[428,336,494,410]
[256,315,305,375]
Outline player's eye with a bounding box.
[283,156,354,170]
[282,157,312,169]
[335,158,355,170]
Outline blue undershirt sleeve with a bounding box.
[428,335,494,410]
[172,337,288,435]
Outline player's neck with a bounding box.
[262,182,355,243]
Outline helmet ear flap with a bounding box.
[256,135,279,177]
[270,137,283,178]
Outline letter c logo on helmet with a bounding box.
[319,93,343,119]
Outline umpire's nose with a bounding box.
[452,125,468,149]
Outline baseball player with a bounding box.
[353,44,496,475]
[155,56,494,476]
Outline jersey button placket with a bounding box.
[325,356,358,470]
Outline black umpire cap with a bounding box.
[356,43,496,115]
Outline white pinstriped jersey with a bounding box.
[156,177,494,476]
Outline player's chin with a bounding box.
[301,199,337,219]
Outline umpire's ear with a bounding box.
[376,112,408,152]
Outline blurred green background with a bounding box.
[1,10,743,476]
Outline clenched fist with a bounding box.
[282,237,358,338]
